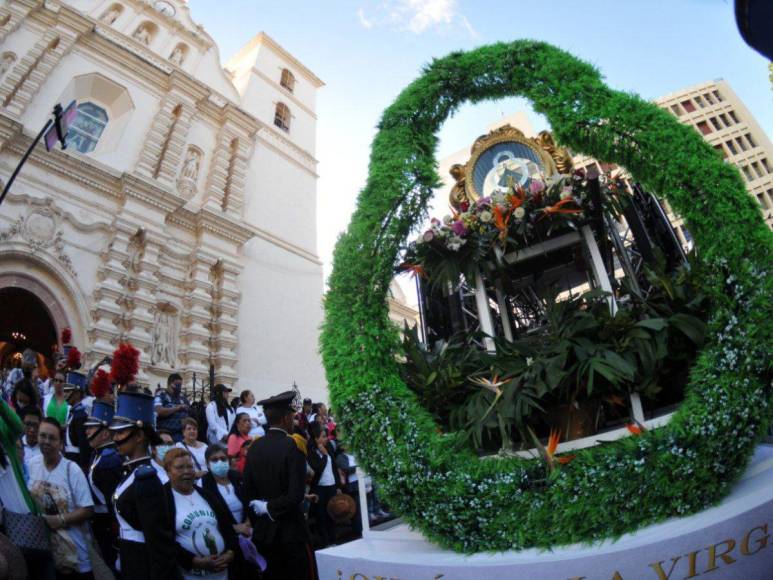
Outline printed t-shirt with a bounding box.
[172,488,227,580]
[28,455,95,573]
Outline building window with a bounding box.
[736,137,747,152]
[694,95,705,108]
[741,165,753,182]
[726,139,737,155]
[274,102,290,131]
[68,102,108,153]
[704,92,715,105]
[709,117,722,131]
[728,110,739,124]
[681,99,696,113]
[696,121,711,136]
[713,89,724,102]
[280,68,295,93]
[760,158,770,174]
[713,144,726,158]
[751,161,764,179]
[745,133,756,148]
[670,104,681,116]
[718,113,730,127]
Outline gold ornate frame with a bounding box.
[449,125,574,209]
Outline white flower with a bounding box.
[526,357,534,367]
[447,235,466,251]
[514,206,526,219]
[442,215,453,225]
[479,210,493,223]
[491,192,506,206]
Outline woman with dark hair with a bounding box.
[11,375,40,416]
[109,391,179,579]
[201,444,250,537]
[307,422,342,548]
[226,413,251,473]
[205,385,235,445]
[235,390,266,438]
[163,448,238,579]
[42,371,69,426]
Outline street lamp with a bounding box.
[0,100,78,209]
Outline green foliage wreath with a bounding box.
[321,40,773,552]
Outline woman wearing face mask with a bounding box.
[176,418,208,480]
[201,444,251,537]
[109,391,179,579]
[151,430,174,484]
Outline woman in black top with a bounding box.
[307,422,341,548]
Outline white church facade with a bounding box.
[0,0,328,402]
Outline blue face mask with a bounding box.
[156,445,172,463]
[209,459,229,478]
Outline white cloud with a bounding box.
[357,0,477,37]
[357,8,374,29]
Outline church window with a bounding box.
[274,102,290,132]
[68,102,109,154]
[280,68,295,92]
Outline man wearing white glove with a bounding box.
[249,499,270,518]
[243,390,313,580]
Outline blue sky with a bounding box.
[189,0,771,280]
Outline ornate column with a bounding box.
[0,0,40,45]
[209,259,240,384]
[134,96,197,187]
[0,28,79,117]
[178,254,218,378]
[201,126,237,212]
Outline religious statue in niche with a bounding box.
[0,52,16,79]
[151,305,179,366]
[132,24,152,46]
[169,46,185,66]
[177,147,201,199]
[100,6,121,25]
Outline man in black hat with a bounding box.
[243,390,315,580]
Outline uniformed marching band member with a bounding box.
[243,390,317,580]
[84,399,123,574]
[109,390,181,580]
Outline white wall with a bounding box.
[236,236,327,403]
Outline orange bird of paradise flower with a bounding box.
[507,184,527,208]
[398,262,427,279]
[546,429,575,465]
[538,198,583,221]
[493,206,513,242]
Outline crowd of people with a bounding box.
[0,357,390,580]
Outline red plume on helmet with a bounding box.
[90,368,112,399]
[110,343,140,387]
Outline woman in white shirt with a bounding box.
[28,418,94,576]
[205,385,235,444]
[163,448,236,579]
[235,390,266,438]
[176,417,208,479]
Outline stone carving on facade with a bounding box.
[0,202,77,277]
[132,24,152,46]
[151,303,179,366]
[0,52,15,79]
[100,6,122,25]
[177,146,201,198]
[169,46,185,66]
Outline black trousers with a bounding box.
[260,540,316,580]
[311,484,337,548]
[92,512,118,573]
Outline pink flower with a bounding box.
[423,230,434,243]
[476,196,491,208]
[431,217,441,226]
[529,180,545,194]
[450,221,467,236]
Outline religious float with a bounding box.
[319,41,773,579]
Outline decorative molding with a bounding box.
[94,22,174,74]
[0,197,77,276]
[257,125,318,176]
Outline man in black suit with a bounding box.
[243,390,316,580]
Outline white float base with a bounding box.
[317,445,773,580]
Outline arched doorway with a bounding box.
[0,287,58,375]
